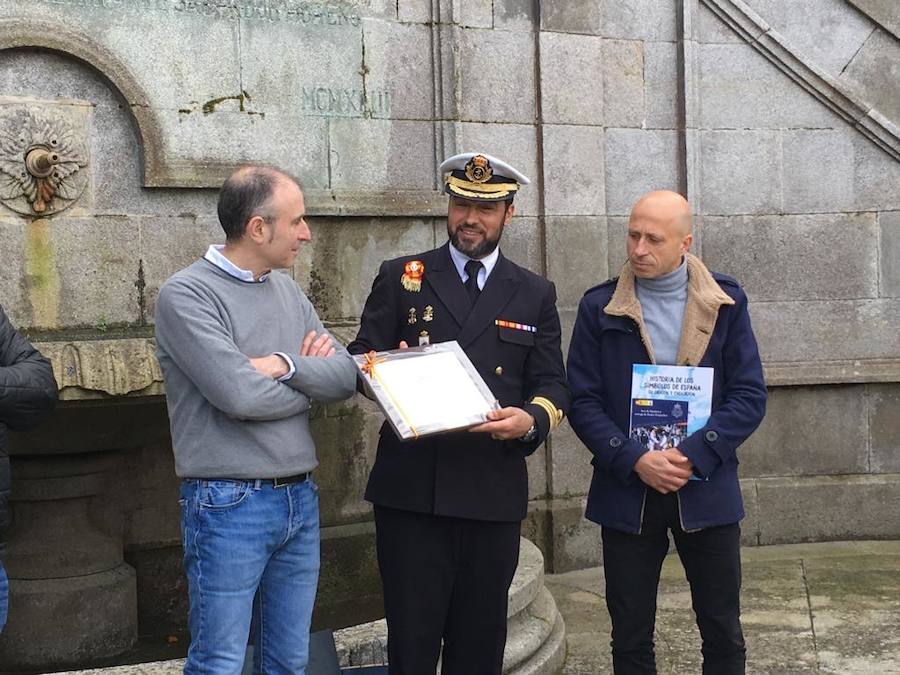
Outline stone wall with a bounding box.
[0,0,898,658]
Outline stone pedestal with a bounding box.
[0,453,137,671]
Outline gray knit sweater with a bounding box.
[155,259,357,479]
[635,257,688,366]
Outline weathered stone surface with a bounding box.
[542,125,604,216]
[867,383,900,473]
[240,18,362,113]
[0,564,137,671]
[840,29,900,125]
[501,216,542,274]
[697,0,746,43]
[644,41,678,129]
[600,0,677,41]
[756,474,900,544]
[547,497,601,572]
[541,0,600,34]
[527,443,548,501]
[699,129,782,214]
[539,32,604,126]
[749,299,900,363]
[740,478,760,546]
[546,216,608,310]
[398,0,431,23]
[782,129,856,213]
[604,129,680,216]
[451,122,541,216]
[547,420,593,498]
[742,0,876,78]
[851,126,900,212]
[698,43,841,130]
[739,385,869,478]
[362,21,434,120]
[456,0,493,28]
[316,520,383,630]
[494,0,536,31]
[292,216,435,322]
[605,215,629,276]
[847,0,900,40]
[701,213,879,301]
[602,40,644,128]
[458,28,535,124]
[329,119,435,190]
[158,109,331,189]
[124,545,188,637]
[880,211,900,297]
[141,215,223,323]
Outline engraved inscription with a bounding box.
[300,86,391,117]
[28,0,363,25]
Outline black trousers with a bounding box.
[602,490,745,675]
[374,505,521,675]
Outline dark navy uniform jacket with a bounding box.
[567,271,767,533]
[349,243,570,523]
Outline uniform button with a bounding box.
[609,437,623,448]
[495,366,503,375]
[705,430,719,442]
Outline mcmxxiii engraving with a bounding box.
[0,107,89,216]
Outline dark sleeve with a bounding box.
[515,281,571,456]
[0,307,58,431]
[677,288,767,479]
[348,260,400,355]
[567,296,646,486]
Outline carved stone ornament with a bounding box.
[0,107,89,216]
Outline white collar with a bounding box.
[203,245,269,283]
[448,242,500,284]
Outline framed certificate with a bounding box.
[352,340,500,440]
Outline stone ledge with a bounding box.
[763,358,900,386]
[846,0,900,41]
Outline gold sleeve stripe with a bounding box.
[531,396,564,431]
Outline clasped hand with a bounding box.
[249,330,336,379]
[634,449,694,494]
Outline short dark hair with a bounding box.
[217,165,301,241]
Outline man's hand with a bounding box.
[249,354,290,379]
[300,330,336,358]
[634,450,693,493]
[470,407,534,440]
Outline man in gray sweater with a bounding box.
[155,165,357,675]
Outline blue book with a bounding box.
[630,364,714,480]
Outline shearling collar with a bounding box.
[604,253,735,365]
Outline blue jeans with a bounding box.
[180,477,320,675]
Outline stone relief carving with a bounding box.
[0,106,88,215]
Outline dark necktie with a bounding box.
[464,260,483,305]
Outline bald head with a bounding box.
[630,190,692,236]
[626,190,694,278]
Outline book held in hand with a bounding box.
[630,364,714,480]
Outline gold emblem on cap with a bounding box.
[464,155,493,184]
[423,305,434,322]
[408,308,417,325]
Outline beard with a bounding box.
[448,223,503,259]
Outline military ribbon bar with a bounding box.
[495,319,537,333]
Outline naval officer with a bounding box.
[348,152,570,675]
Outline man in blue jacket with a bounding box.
[567,190,767,674]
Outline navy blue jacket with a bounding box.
[567,260,766,533]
